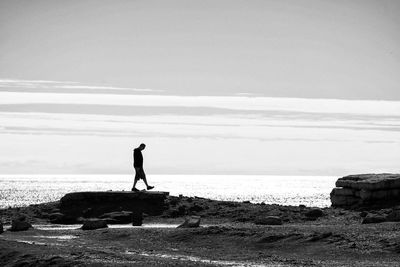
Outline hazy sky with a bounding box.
[0,1,399,175]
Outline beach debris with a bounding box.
[177,216,201,228]
[331,173,400,208]
[132,211,143,226]
[100,211,133,224]
[81,219,108,230]
[10,218,33,231]
[254,216,283,225]
[361,214,386,224]
[305,208,324,219]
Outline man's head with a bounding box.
[139,143,146,150]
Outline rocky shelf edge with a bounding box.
[60,191,169,219]
[330,173,400,209]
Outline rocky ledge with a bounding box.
[59,191,169,220]
[330,173,400,209]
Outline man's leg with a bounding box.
[132,168,140,191]
[141,169,154,190]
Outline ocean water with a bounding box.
[0,175,337,208]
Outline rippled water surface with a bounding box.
[0,175,337,208]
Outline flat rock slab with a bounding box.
[60,191,169,218]
[331,174,400,208]
[336,174,400,191]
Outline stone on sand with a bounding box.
[10,219,33,231]
[305,208,324,219]
[177,216,201,228]
[361,214,386,224]
[81,219,108,230]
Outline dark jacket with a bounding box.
[133,148,143,168]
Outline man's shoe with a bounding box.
[131,187,139,192]
[147,186,154,190]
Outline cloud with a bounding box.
[0,79,163,93]
[1,91,400,117]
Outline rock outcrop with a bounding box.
[59,191,169,220]
[331,174,400,209]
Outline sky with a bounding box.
[0,0,399,175]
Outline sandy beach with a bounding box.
[1,195,400,266]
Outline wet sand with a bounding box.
[1,196,400,266]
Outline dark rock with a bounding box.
[132,211,143,226]
[49,213,77,224]
[305,208,324,218]
[331,174,400,209]
[386,209,400,222]
[0,222,3,234]
[10,219,33,231]
[177,216,201,228]
[361,214,386,224]
[254,216,282,225]
[360,211,368,217]
[99,211,133,224]
[60,191,169,219]
[81,219,108,230]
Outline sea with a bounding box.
[0,175,338,209]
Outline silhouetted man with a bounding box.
[132,143,154,192]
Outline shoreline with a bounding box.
[1,194,400,266]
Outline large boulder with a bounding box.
[60,191,169,222]
[254,216,282,225]
[81,219,108,230]
[100,211,133,224]
[177,216,201,228]
[331,174,400,209]
[10,219,33,231]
